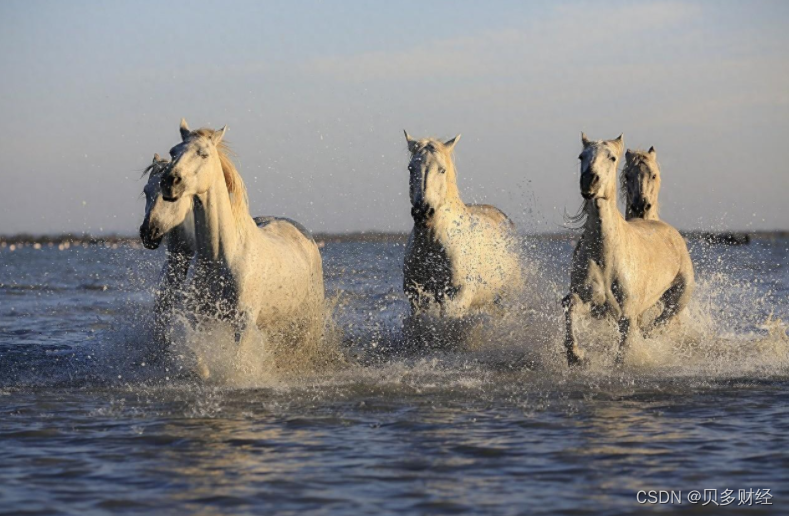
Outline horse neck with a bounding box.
[427,188,469,241]
[444,161,463,203]
[584,194,626,258]
[192,164,249,265]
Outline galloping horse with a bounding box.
[148,119,325,365]
[563,133,694,366]
[139,154,275,350]
[622,146,661,221]
[402,132,521,318]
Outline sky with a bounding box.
[0,0,787,235]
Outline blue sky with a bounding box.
[0,0,787,234]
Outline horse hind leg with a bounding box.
[563,293,586,366]
[649,275,694,333]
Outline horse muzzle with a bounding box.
[629,199,651,217]
[580,173,599,199]
[411,204,435,224]
[139,222,163,250]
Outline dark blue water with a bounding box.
[1,236,787,515]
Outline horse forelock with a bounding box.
[411,138,452,157]
[411,137,458,177]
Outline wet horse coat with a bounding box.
[563,134,694,366]
[152,120,325,376]
[402,132,521,318]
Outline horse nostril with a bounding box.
[645,203,652,210]
[173,176,181,185]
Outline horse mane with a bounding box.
[564,200,589,229]
[142,158,171,179]
[193,129,250,228]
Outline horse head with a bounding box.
[623,146,660,220]
[160,118,228,203]
[139,153,192,249]
[403,131,461,225]
[578,132,624,202]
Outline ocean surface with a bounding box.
[1,235,787,515]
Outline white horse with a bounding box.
[622,146,661,220]
[563,133,694,366]
[139,154,195,346]
[402,132,522,318]
[139,154,275,348]
[154,119,325,361]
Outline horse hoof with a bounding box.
[566,350,587,368]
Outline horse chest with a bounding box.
[404,231,456,302]
[192,260,240,316]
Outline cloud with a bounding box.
[302,1,704,83]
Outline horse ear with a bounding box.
[612,133,624,154]
[153,153,161,163]
[648,146,656,156]
[444,134,461,151]
[625,149,633,161]
[180,118,191,141]
[581,132,591,148]
[404,130,417,152]
[211,125,227,145]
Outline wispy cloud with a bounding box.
[302,1,704,82]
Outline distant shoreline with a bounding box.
[1,230,786,249]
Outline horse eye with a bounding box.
[439,167,446,174]
[652,174,657,180]
[609,156,616,162]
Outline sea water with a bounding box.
[0,236,787,514]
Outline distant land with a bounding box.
[2,231,788,251]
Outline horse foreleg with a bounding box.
[615,316,632,366]
[562,293,586,366]
[233,309,258,353]
[151,253,191,360]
